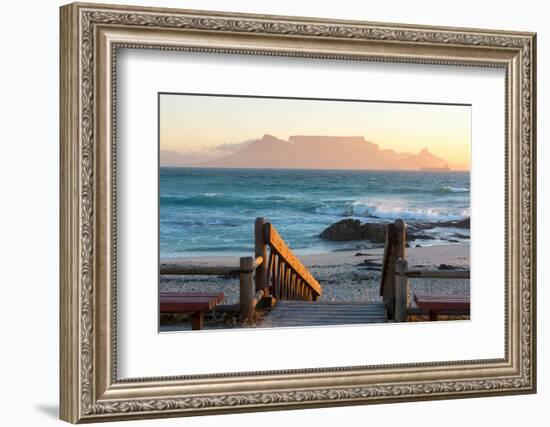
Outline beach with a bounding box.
[159,167,470,330]
[160,243,470,307]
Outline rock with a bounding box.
[358,259,381,267]
[360,223,387,243]
[415,244,422,248]
[319,219,387,243]
[320,219,362,241]
[409,217,471,231]
[451,233,469,239]
[359,266,382,271]
[438,263,459,270]
[319,217,470,244]
[408,233,436,240]
[438,217,470,229]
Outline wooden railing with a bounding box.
[159,217,322,322]
[395,258,470,322]
[160,255,264,320]
[256,218,322,302]
[380,219,470,322]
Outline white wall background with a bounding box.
[0,0,545,426]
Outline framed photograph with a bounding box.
[60,2,537,423]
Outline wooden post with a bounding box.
[254,218,268,294]
[395,258,409,322]
[394,219,406,260]
[266,252,274,293]
[272,255,279,298]
[389,220,407,319]
[239,257,255,320]
[190,311,204,330]
[384,223,396,319]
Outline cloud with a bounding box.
[160,150,218,166]
[161,138,258,166]
[211,139,256,153]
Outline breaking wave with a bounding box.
[439,186,469,193]
[314,199,469,221]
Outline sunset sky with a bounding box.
[160,93,471,169]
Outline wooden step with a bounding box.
[260,301,387,328]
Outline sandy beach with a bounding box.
[160,243,470,307]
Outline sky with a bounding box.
[160,93,471,168]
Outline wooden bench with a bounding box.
[413,293,470,321]
[160,292,224,330]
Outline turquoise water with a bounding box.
[160,168,470,258]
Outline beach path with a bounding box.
[260,300,387,328]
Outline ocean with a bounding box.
[160,168,470,259]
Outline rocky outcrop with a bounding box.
[320,217,471,243]
[412,217,470,230]
[319,219,387,242]
[444,217,470,229]
[438,263,461,270]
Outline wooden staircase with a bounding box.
[161,217,390,328]
[161,217,470,330]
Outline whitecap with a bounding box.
[349,199,468,221]
[442,186,469,193]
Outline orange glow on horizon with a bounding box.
[161,94,471,170]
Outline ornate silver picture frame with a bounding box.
[60,2,536,423]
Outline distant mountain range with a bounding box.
[162,134,462,171]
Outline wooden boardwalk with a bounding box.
[160,218,470,330]
[261,301,387,328]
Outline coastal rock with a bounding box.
[440,217,470,229]
[438,263,460,270]
[319,219,387,243]
[360,223,388,243]
[320,217,471,243]
[408,232,436,240]
[451,232,470,239]
[358,259,381,267]
[410,217,470,231]
[319,219,362,241]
